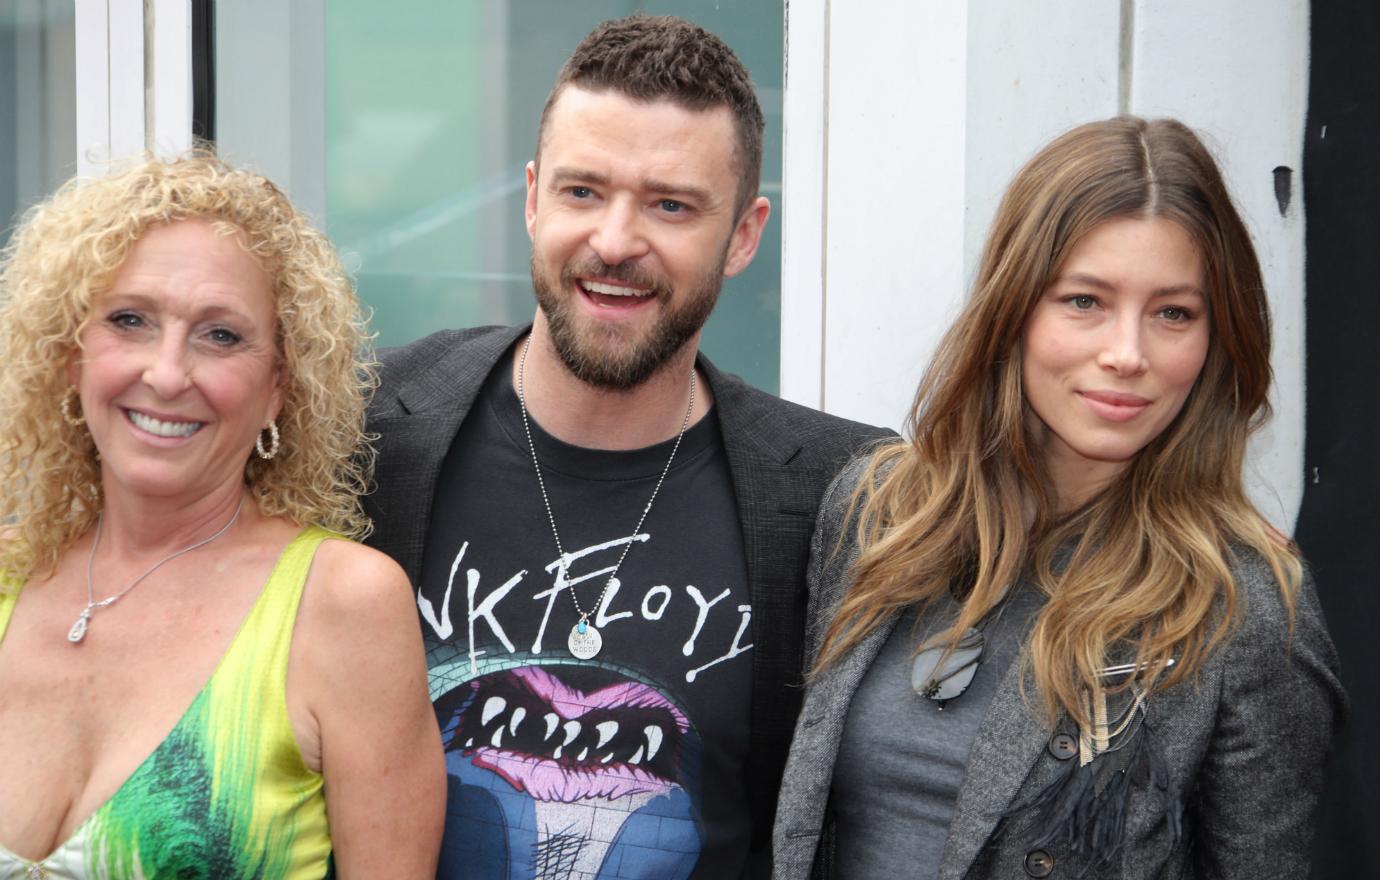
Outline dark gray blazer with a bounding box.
[773,459,1346,879]
[361,325,891,865]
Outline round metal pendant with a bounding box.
[568,622,603,660]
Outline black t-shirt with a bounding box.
[418,347,754,880]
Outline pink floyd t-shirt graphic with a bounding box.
[417,359,754,880]
[431,658,707,877]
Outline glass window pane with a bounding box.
[0,0,76,249]
[217,2,782,393]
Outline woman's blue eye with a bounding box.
[1070,295,1096,310]
[1160,306,1193,322]
[109,311,143,329]
[208,327,242,345]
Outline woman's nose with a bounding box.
[142,336,193,398]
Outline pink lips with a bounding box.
[1078,390,1151,423]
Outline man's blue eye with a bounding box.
[660,200,684,213]
[570,186,592,199]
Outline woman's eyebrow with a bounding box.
[1053,272,1204,298]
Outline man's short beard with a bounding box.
[531,254,725,391]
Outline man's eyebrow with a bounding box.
[546,167,714,206]
[547,167,611,188]
[641,178,714,206]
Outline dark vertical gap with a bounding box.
[1297,1,1380,877]
[819,0,830,409]
[191,0,214,142]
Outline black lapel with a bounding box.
[366,326,526,584]
[698,355,815,840]
[699,355,810,670]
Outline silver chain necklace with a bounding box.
[517,338,696,659]
[67,495,245,644]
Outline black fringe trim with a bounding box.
[1007,717,1182,870]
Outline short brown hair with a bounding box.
[535,14,765,217]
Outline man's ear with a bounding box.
[723,196,771,278]
[524,162,539,242]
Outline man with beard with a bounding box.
[364,15,888,880]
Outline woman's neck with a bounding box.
[94,480,249,560]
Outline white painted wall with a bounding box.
[784,0,1309,527]
[822,1,969,424]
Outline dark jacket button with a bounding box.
[1024,849,1055,877]
[1048,732,1078,760]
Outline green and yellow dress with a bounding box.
[0,527,334,879]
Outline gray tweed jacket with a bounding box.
[773,459,1345,880]
[361,325,892,868]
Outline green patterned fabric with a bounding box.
[0,527,333,879]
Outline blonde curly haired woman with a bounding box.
[773,118,1344,879]
[0,154,443,878]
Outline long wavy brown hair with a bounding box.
[0,151,377,584]
[814,117,1301,729]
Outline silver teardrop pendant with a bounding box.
[67,611,89,644]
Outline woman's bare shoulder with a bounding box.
[294,536,412,633]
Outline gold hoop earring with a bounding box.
[256,419,280,460]
[60,387,85,426]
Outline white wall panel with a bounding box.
[74,0,109,175]
[1132,0,1309,527]
[963,1,1121,279]
[149,0,192,156]
[822,0,967,426]
[779,0,829,408]
[106,0,143,161]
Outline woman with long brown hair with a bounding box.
[772,118,1344,879]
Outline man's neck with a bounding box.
[513,322,713,451]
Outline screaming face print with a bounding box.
[433,660,702,880]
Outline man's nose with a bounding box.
[588,198,650,267]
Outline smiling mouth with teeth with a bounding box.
[126,409,204,438]
[580,280,653,298]
[446,666,689,802]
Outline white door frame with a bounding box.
[74,0,191,174]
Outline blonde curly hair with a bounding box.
[0,151,378,582]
